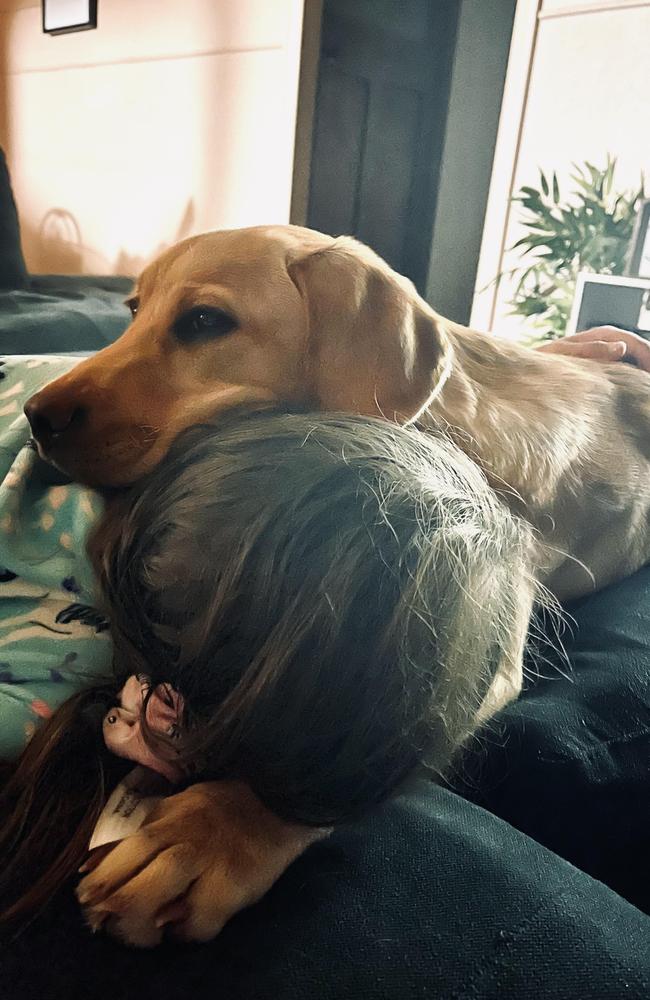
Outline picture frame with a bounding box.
[567,272,650,337]
[42,0,97,36]
[626,198,650,280]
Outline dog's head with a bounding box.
[25,225,451,486]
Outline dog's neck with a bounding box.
[420,320,597,513]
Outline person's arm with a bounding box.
[536,326,650,372]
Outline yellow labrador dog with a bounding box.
[26,224,650,601]
[22,225,650,946]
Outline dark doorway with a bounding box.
[293,1,517,322]
[305,0,459,293]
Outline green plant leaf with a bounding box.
[501,155,646,340]
[552,172,560,203]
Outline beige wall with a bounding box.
[471,0,650,338]
[0,0,304,275]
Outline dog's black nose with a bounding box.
[24,397,86,445]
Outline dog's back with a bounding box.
[426,326,650,599]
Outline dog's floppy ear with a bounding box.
[288,237,451,422]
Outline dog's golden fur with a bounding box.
[77,781,322,946]
[27,225,650,600]
[23,224,650,946]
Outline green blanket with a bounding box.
[0,356,111,758]
[0,276,131,354]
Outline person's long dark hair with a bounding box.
[96,411,538,824]
[0,685,130,927]
[1,408,539,927]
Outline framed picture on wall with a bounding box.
[42,0,97,35]
[627,199,650,280]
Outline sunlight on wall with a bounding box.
[0,0,304,275]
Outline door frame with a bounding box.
[424,0,518,324]
[290,0,519,328]
[290,0,324,227]
[470,0,543,331]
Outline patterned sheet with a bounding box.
[0,355,112,758]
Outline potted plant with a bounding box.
[502,156,645,343]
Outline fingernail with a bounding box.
[87,910,106,934]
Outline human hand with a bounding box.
[536,326,650,371]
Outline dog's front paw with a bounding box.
[76,781,321,947]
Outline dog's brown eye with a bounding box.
[127,297,139,318]
[174,306,238,343]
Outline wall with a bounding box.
[289,0,322,228]
[424,0,515,324]
[471,0,650,338]
[0,0,304,275]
